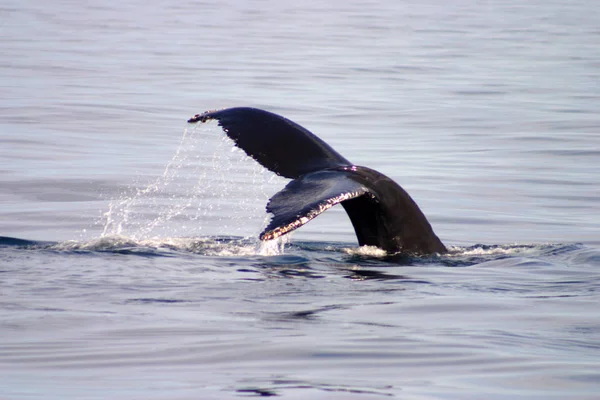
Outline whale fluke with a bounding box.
[260,169,371,241]
[189,107,350,179]
[188,107,446,255]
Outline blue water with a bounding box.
[1,0,599,399]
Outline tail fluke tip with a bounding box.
[187,109,221,123]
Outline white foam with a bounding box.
[47,234,292,257]
[448,244,541,257]
[257,234,292,256]
[342,245,388,257]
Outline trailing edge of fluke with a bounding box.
[188,107,446,255]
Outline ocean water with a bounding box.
[1,0,599,399]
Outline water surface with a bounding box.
[1,0,599,399]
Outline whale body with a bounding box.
[188,107,446,255]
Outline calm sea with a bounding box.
[1,0,599,399]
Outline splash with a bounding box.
[257,233,292,256]
[97,122,286,251]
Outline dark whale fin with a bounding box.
[260,170,371,240]
[188,107,447,255]
[260,167,447,255]
[188,107,351,179]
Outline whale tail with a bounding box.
[189,107,350,179]
[188,107,446,255]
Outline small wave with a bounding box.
[338,243,573,263]
[64,235,290,257]
[0,236,54,247]
[449,243,581,258]
[434,243,583,268]
[449,243,543,257]
[0,235,290,257]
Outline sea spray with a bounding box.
[98,122,285,248]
